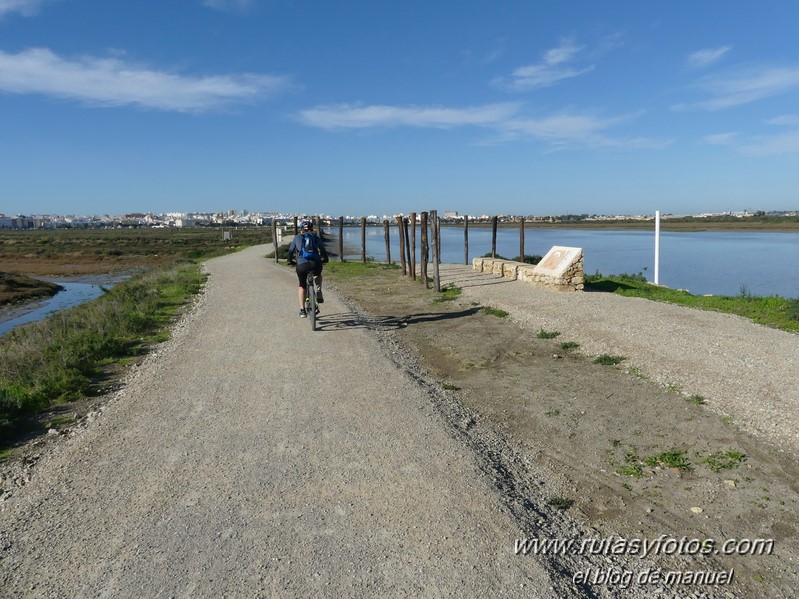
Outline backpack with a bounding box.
[299,231,320,260]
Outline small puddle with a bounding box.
[0,275,129,337]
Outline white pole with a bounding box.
[654,210,660,285]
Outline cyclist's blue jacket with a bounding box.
[287,232,328,265]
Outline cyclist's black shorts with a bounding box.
[296,260,322,288]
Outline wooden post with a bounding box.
[436,212,441,261]
[271,220,279,263]
[491,215,498,258]
[464,214,469,265]
[519,217,525,262]
[403,217,412,276]
[293,216,298,235]
[420,212,429,288]
[315,216,321,236]
[360,217,367,263]
[396,215,407,276]
[431,210,440,292]
[410,212,417,280]
[338,216,345,262]
[383,220,391,264]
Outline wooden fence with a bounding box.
[290,214,533,294]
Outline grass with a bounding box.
[593,354,626,366]
[644,450,693,472]
[432,283,462,304]
[481,306,509,318]
[585,272,799,334]
[536,329,561,339]
[546,496,575,510]
[687,394,707,405]
[560,341,580,350]
[701,450,747,472]
[0,264,207,449]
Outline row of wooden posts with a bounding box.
[272,213,521,294]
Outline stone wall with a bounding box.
[472,247,584,292]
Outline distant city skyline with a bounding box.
[2,2,799,217]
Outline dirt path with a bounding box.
[0,246,558,597]
[3,248,796,598]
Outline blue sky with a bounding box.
[2,0,799,217]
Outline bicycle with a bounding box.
[304,271,319,331]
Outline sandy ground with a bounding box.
[1,249,797,597]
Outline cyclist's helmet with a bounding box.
[300,220,313,231]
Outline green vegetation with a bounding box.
[546,496,575,510]
[593,354,626,366]
[560,341,580,350]
[644,450,693,472]
[701,450,747,472]
[687,394,707,405]
[480,252,542,264]
[323,260,401,280]
[442,383,461,391]
[585,272,799,333]
[0,265,207,446]
[0,226,272,275]
[536,329,561,339]
[481,306,509,318]
[432,283,463,304]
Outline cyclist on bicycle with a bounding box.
[286,219,329,317]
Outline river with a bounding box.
[0,276,126,337]
[338,226,799,299]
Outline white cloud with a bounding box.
[0,0,47,16]
[687,46,731,69]
[203,0,253,12]
[298,102,666,150]
[493,38,594,92]
[497,111,668,149]
[676,65,799,111]
[0,48,290,112]
[767,114,799,126]
[298,103,521,130]
[702,132,739,145]
[702,118,799,155]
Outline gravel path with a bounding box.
[0,247,557,598]
[437,263,799,455]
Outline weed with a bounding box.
[536,329,561,339]
[560,341,579,350]
[547,496,575,510]
[688,395,707,405]
[701,450,747,472]
[431,284,463,304]
[544,409,560,417]
[616,464,645,478]
[481,306,509,318]
[644,450,692,472]
[609,439,622,447]
[442,383,461,391]
[667,384,681,394]
[721,416,734,424]
[593,354,626,366]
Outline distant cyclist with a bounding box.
[286,220,329,317]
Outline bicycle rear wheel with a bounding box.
[306,273,317,331]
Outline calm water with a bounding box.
[0,277,123,337]
[338,226,799,298]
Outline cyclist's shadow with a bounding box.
[313,307,481,332]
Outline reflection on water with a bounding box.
[0,275,127,337]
